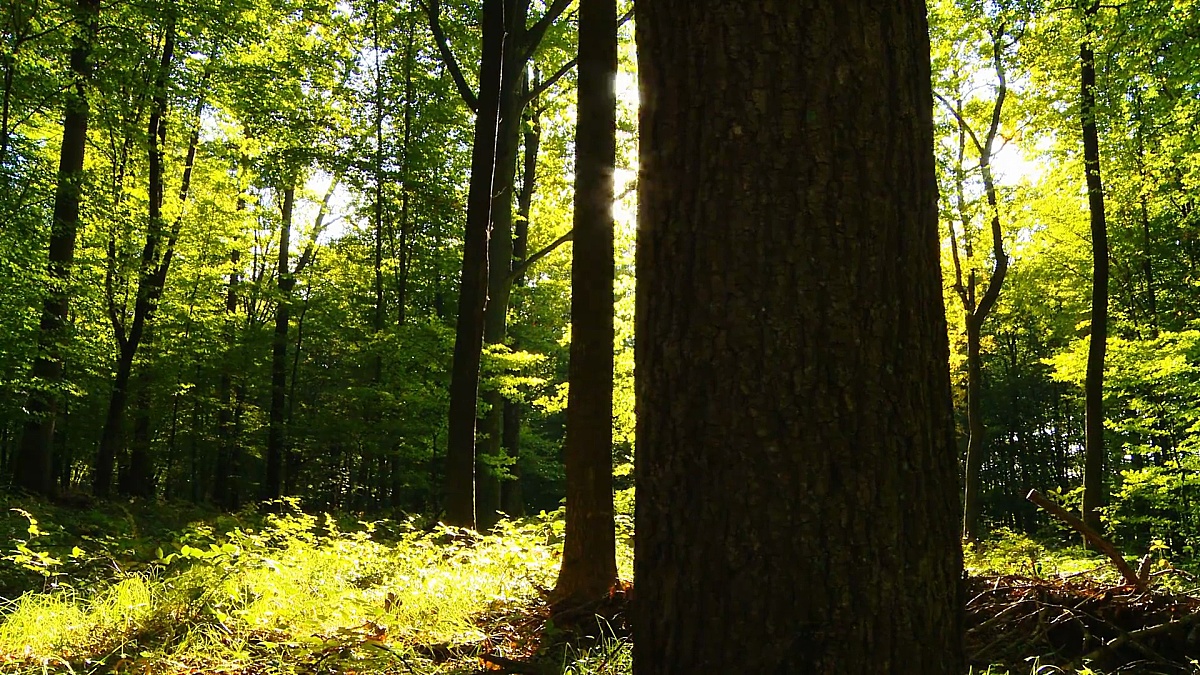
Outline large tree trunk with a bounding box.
[633,2,963,672]
[476,69,524,531]
[1080,1,1109,535]
[552,0,617,606]
[15,0,99,496]
[443,0,508,528]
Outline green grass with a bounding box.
[0,504,601,674]
[2,504,1182,675]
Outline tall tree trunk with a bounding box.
[553,0,617,605]
[962,315,985,538]
[443,0,508,528]
[213,217,243,508]
[398,18,414,326]
[501,91,540,518]
[121,335,156,497]
[476,72,524,531]
[634,2,963,672]
[262,178,334,500]
[263,185,296,501]
[16,0,99,496]
[96,17,177,497]
[372,1,386,340]
[1080,0,1109,535]
[937,29,1010,542]
[437,0,569,528]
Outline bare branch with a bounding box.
[519,0,573,64]
[508,228,572,282]
[419,0,479,112]
[521,6,633,107]
[294,176,340,275]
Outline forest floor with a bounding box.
[0,498,1197,675]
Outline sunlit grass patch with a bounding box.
[0,508,576,673]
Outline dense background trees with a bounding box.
[2,0,1200,574]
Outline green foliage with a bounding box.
[0,504,625,674]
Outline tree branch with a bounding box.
[419,0,478,112]
[521,7,632,107]
[508,228,572,282]
[523,56,575,106]
[294,176,340,275]
[520,0,573,64]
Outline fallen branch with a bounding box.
[1026,489,1145,590]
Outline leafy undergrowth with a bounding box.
[6,505,1197,675]
[0,499,631,675]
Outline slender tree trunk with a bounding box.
[283,286,310,496]
[634,2,963,671]
[962,315,984,539]
[372,1,386,340]
[0,50,15,166]
[501,80,540,518]
[398,20,414,326]
[443,0,508,528]
[939,30,1010,542]
[95,17,178,497]
[121,336,156,497]
[553,0,617,605]
[16,0,99,496]
[214,245,242,508]
[263,185,296,501]
[1080,1,1109,535]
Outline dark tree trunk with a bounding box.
[476,70,524,531]
[121,344,156,498]
[263,186,296,501]
[500,82,540,519]
[939,31,1010,542]
[261,178,332,501]
[962,315,985,538]
[633,2,963,672]
[553,0,617,605]
[214,249,242,509]
[443,0,508,528]
[395,18,414,327]
[1080,1,1109,535]
[439,0,570,528]
[96,19,177,497]
[16,0,99,496]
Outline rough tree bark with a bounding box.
[634,1,963,672]
[552,0,617,605]
[1080,0,1109,535]
[440,0,507,528]
[15,0,99,496]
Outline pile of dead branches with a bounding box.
[967,490,1200,673]
[966,572,1200,673]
